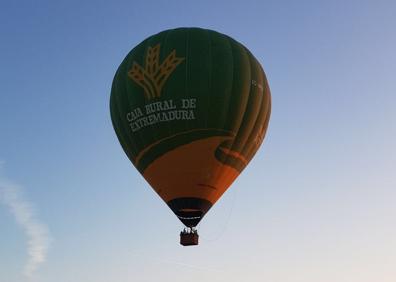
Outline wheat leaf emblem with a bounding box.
[128,44,184,100]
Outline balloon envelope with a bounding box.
[110,27,271,227]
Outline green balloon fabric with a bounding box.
[110,27,271,227]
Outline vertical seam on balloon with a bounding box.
[247,63,271,160]
[123,46,146,156]
[234,45,254,146]
[119,63,141,160]
[206,33,227,202]
[243,53,264,157]
[137,38,156,152]
[142,34,164,148]
[221,42,253,188]
[207,33,232,200]
[184,28,190,133]
[205,28,212,130]
[211,35,237,201]
[253,63,272,152]
[221,35,234,134]
[161,28,173,142]
[239,52,267,165]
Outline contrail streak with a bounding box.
[0,176,51,278]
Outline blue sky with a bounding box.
[1,0,395,281]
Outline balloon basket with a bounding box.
[180,229,199,246]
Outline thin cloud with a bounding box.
[0,173,51,278]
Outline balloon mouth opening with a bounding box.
[179,208,201,212]
[167,197,213,227]
[176,210,203,227]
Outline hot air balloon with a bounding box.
[110,27,271,246]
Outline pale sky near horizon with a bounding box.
[1,1,396,281]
